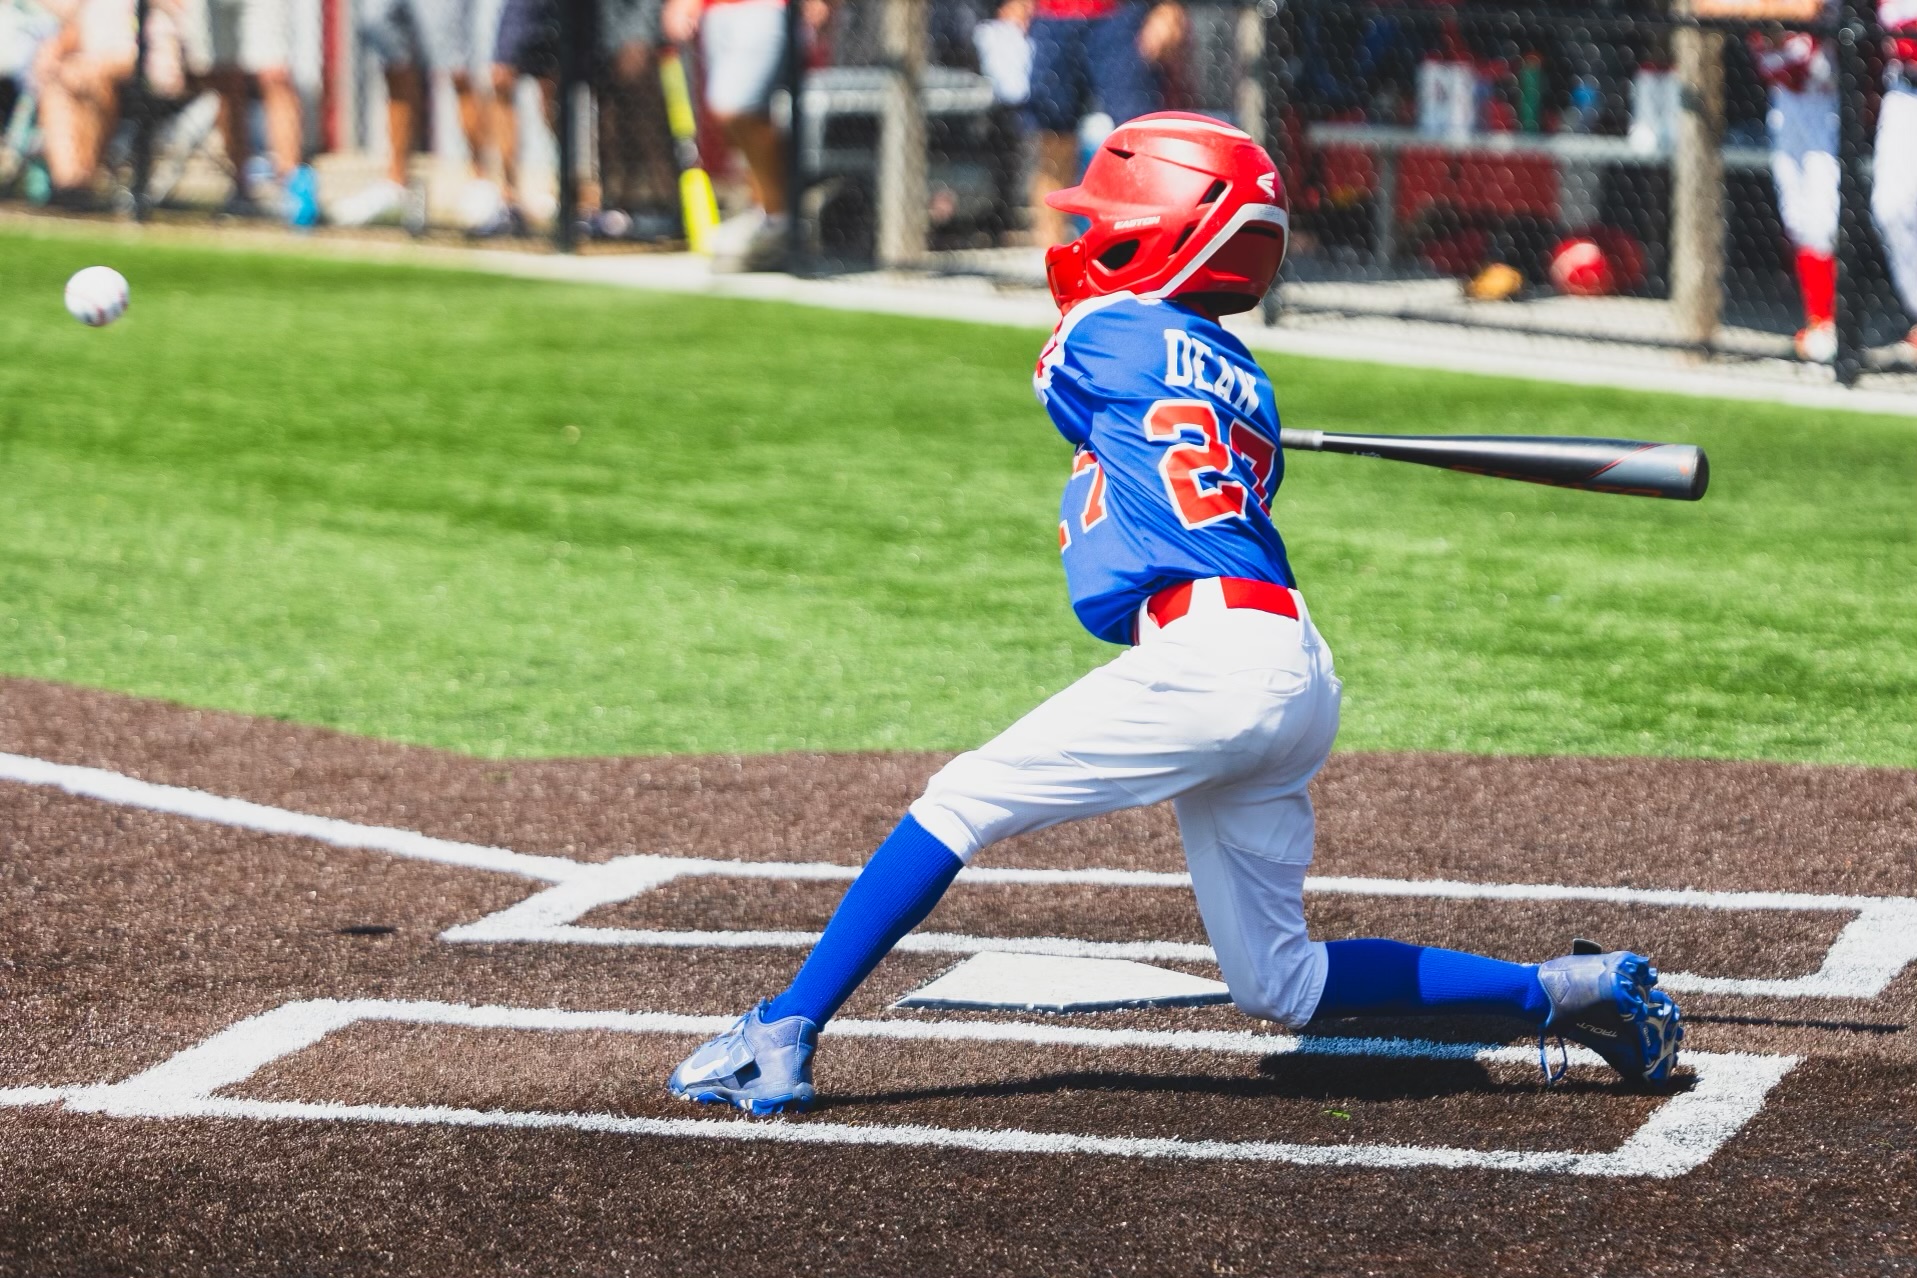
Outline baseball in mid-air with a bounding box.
[64,265,130,327]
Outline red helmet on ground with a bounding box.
[1549,237,1615,296]
[1044,112,1289,315]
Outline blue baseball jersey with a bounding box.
[1034,293,1295,646]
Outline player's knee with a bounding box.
[905,797,982,863]
[907,753,1004,864]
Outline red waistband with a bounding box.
[1144,577,1298,633]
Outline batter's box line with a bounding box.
[0,998,1800,1178]
[6,751,1916,1000]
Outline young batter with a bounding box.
[1750,0,1917,360]
[668,113,1685,1114]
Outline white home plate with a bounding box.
[896,952,1232,1013]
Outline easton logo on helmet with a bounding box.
[1043,111,1289,315]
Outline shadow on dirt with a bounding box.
[813,1056,1692,1111]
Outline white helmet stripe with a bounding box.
[1122,116,1255,142]
[1142,202,1290,301]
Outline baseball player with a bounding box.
[1749,21,1840,361]
[1752,0,1917,360]
[1876,0,1917,351]
[667,113,1684,1115]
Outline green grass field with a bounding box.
[1,226,1913,764]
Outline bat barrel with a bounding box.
[1596,443,1709,501]
[1284,431,1710,501]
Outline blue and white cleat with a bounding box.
[667,1002,820,1115]
[1537,943,1684,1089]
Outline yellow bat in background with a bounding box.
[658,49,721,255]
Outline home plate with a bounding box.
[895,952,1232,1013]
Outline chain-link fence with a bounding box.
[785,0,1268,278]
[782,0,1917,380]
[4,0,1912,379]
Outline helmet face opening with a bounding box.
[1041,113,1289,314]
[1096,239,1141,271]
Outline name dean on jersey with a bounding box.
[1163,330,1261,418]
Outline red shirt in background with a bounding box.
[1883,0,1917,59]
[1035,0,1121,20]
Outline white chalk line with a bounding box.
[5,750,1915,998]
[0,751,573,883]
[0,999,1800,1178]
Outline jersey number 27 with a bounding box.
[1143,399,1276,529]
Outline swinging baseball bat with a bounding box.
[1277,430,1710,501]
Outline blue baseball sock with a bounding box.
[763,815,963,1027]
[1312,939,1551,1024]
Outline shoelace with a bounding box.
[1536,1031,1571,1086]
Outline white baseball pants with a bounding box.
[1873,85,1917,318]
[909,578,1343,1028]
[1768,85,1840,255]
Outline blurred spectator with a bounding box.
[488,0,675,236]
[32,0,188,204]
[1876,0,1917,351]
[1745,0,1917,360]
[335,0,494,227]
[1749,26,1838,360]
[1026,0,1184,247]
[973,0,1034,243]
[1,0,56,120]
[181,0,306,217]
[489,0,563,232]
[596,0,678,233]
[973,0,1031,104]
[663,0,829,269]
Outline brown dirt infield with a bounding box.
[1,676,1914,1277]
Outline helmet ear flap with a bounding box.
[1045,237,1092,311]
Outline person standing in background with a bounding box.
[335,0,496,228]
[1751,0,1917,362]
[1025,0,1184,247]
[1873,0,1917,354]
[595,0,679,234]
[488,0,567,234]
[662,0,825,269]
[488,0,675,237]
[30,0,158,204]
[182,0,309,219]
[1749,22,1839,361]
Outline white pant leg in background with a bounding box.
[1872,86,1917,319]
[699,0,785,117]
[182,0,294,74]
[1768,85,1840,254]
[909,581,1343,1028]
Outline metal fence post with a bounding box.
[1671,12,1726,351]
[1833,0,1873,385]
[876,0,929,268]
[130,0,154,220]
[1237,0,1267,146]
[1259,0,1287,326]
[554,0,583,251]
[783,0,808,270]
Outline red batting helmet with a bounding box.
[1043,112,1289,315]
